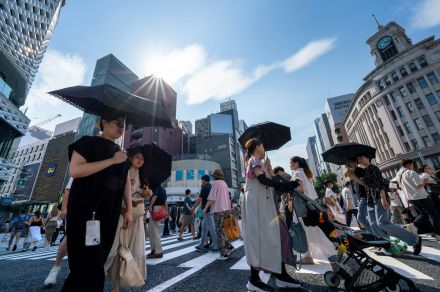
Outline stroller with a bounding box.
[292,190,420,292]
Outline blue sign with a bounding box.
[187,170,194,180]
[46,164,57,177]
[197,170,206,179]
[176,170,183,181]
[1,197,14,206]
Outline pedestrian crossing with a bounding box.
[1,232,440,283]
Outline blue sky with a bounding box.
[24,0,440,171]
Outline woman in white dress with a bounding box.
[27,211,43,251]
[290,156,335,265]
[105,148,152,291]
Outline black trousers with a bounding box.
[412,198,440,235]
[163,217,170,235]
[170,214,177,231]
[346,209,359,227]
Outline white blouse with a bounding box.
[291,168,318,200]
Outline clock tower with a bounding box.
[366,21,412,67]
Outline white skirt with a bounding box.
[28,226,42,242]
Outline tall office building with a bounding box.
[0,0,66,186]
[324,93,354,144]
[343,21,440,178]
[313,118,331,174]
[76,54,139,139]
[305,136,319,177]
[124,76,182,156]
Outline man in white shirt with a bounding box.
[341,182,358,227]
[397,159,440,241]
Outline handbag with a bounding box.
[116,228,145,288]
[152,205,167,221]
[289,213,308,254]
[223,214,240,241]
[131,199,145,221]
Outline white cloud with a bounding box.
[143,44,206,85]
[184,60,260,105]
[410,0,440,29]
[281,38,337,73]
[25,50,87,111]
[141,38,336,105]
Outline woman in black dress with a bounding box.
[62,114,132,292]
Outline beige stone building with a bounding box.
[343,21,440,178]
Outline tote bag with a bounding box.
[116,228,145,288]
[223,214,240,241]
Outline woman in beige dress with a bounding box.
[105,148,152,291]
[242,138,302,292]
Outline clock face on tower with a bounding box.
[377,36,392,50]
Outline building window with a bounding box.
[377,81,385,91]
[414,118,424,130]
[412,139,420,150]
[432,133,440,145]
[409,63,418,73]
[404,122,412,133]
[423,115,434,127]
[414,98,425,109]
[399,87,407,98]
[427,72,439,85]
[391,71,399,82]
[422,136,432,147]
[417,77,429,89]
[390,91,398,102]
[418,57,428,68]
[436,111,440,121]
[400,67,408,77]
[396,125,404,136]
[406,82,416,94]
[383,95,390,105]
[37,153,41,160]
[397,106,405,117]
[385,77,392,86]
[378,118,384,127]
[426,93,437,105]
[390,110,398,120]
[404,142,411,151]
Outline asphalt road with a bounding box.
[0,232,439,292]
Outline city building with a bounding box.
[76,54,139,139]
[325,93,354,144]
[0,0,65,186]
[30,117,80,207]
[305,136,319,177]
[313,117,331,174]
[343,21,440,178]
[194,100,245,188]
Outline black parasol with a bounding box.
[48,83,173,128]
[238,121,291,151]
[321,142,376,165]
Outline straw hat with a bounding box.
[211,169,225,180]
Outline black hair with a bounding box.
[290,156,314,179]
[201,174,210,182]
[185,189,191,195]
[324,180,333,187]
[344,181,351,187]
[99,113,124,131]
[127,147,148,188]
[419,165,429,173]
[244,138,263,165]
[401,159,415,167]
[34,210,41,217]
[273,166,284,174]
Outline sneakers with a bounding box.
[246,279,274,292]
[209,247,220,252]
[413,236,422,255]
[177,237,184,241]
[33,246,38,251]
[195,245,208,252]
[275,277,302,288]
[44,266,61,287]
[218,254,230,260]
[12,245,17,251]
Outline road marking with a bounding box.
[407,245,440,264]
[364,248,433,280]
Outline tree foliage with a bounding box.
[314,172,341,199]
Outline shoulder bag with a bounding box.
[115,228,145,288]
[152,205,167,221]
[131,197,145,221]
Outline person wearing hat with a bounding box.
[203,169,233,260]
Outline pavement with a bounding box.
[0,231,439,291]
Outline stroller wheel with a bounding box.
[385,283,401,292]
[324,271,340,288]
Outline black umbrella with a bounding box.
[238,121,291,151]
[321,142,376,165]
[130,143,172,188]
[48,83,173,128]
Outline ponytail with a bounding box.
[291,156,314,180]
